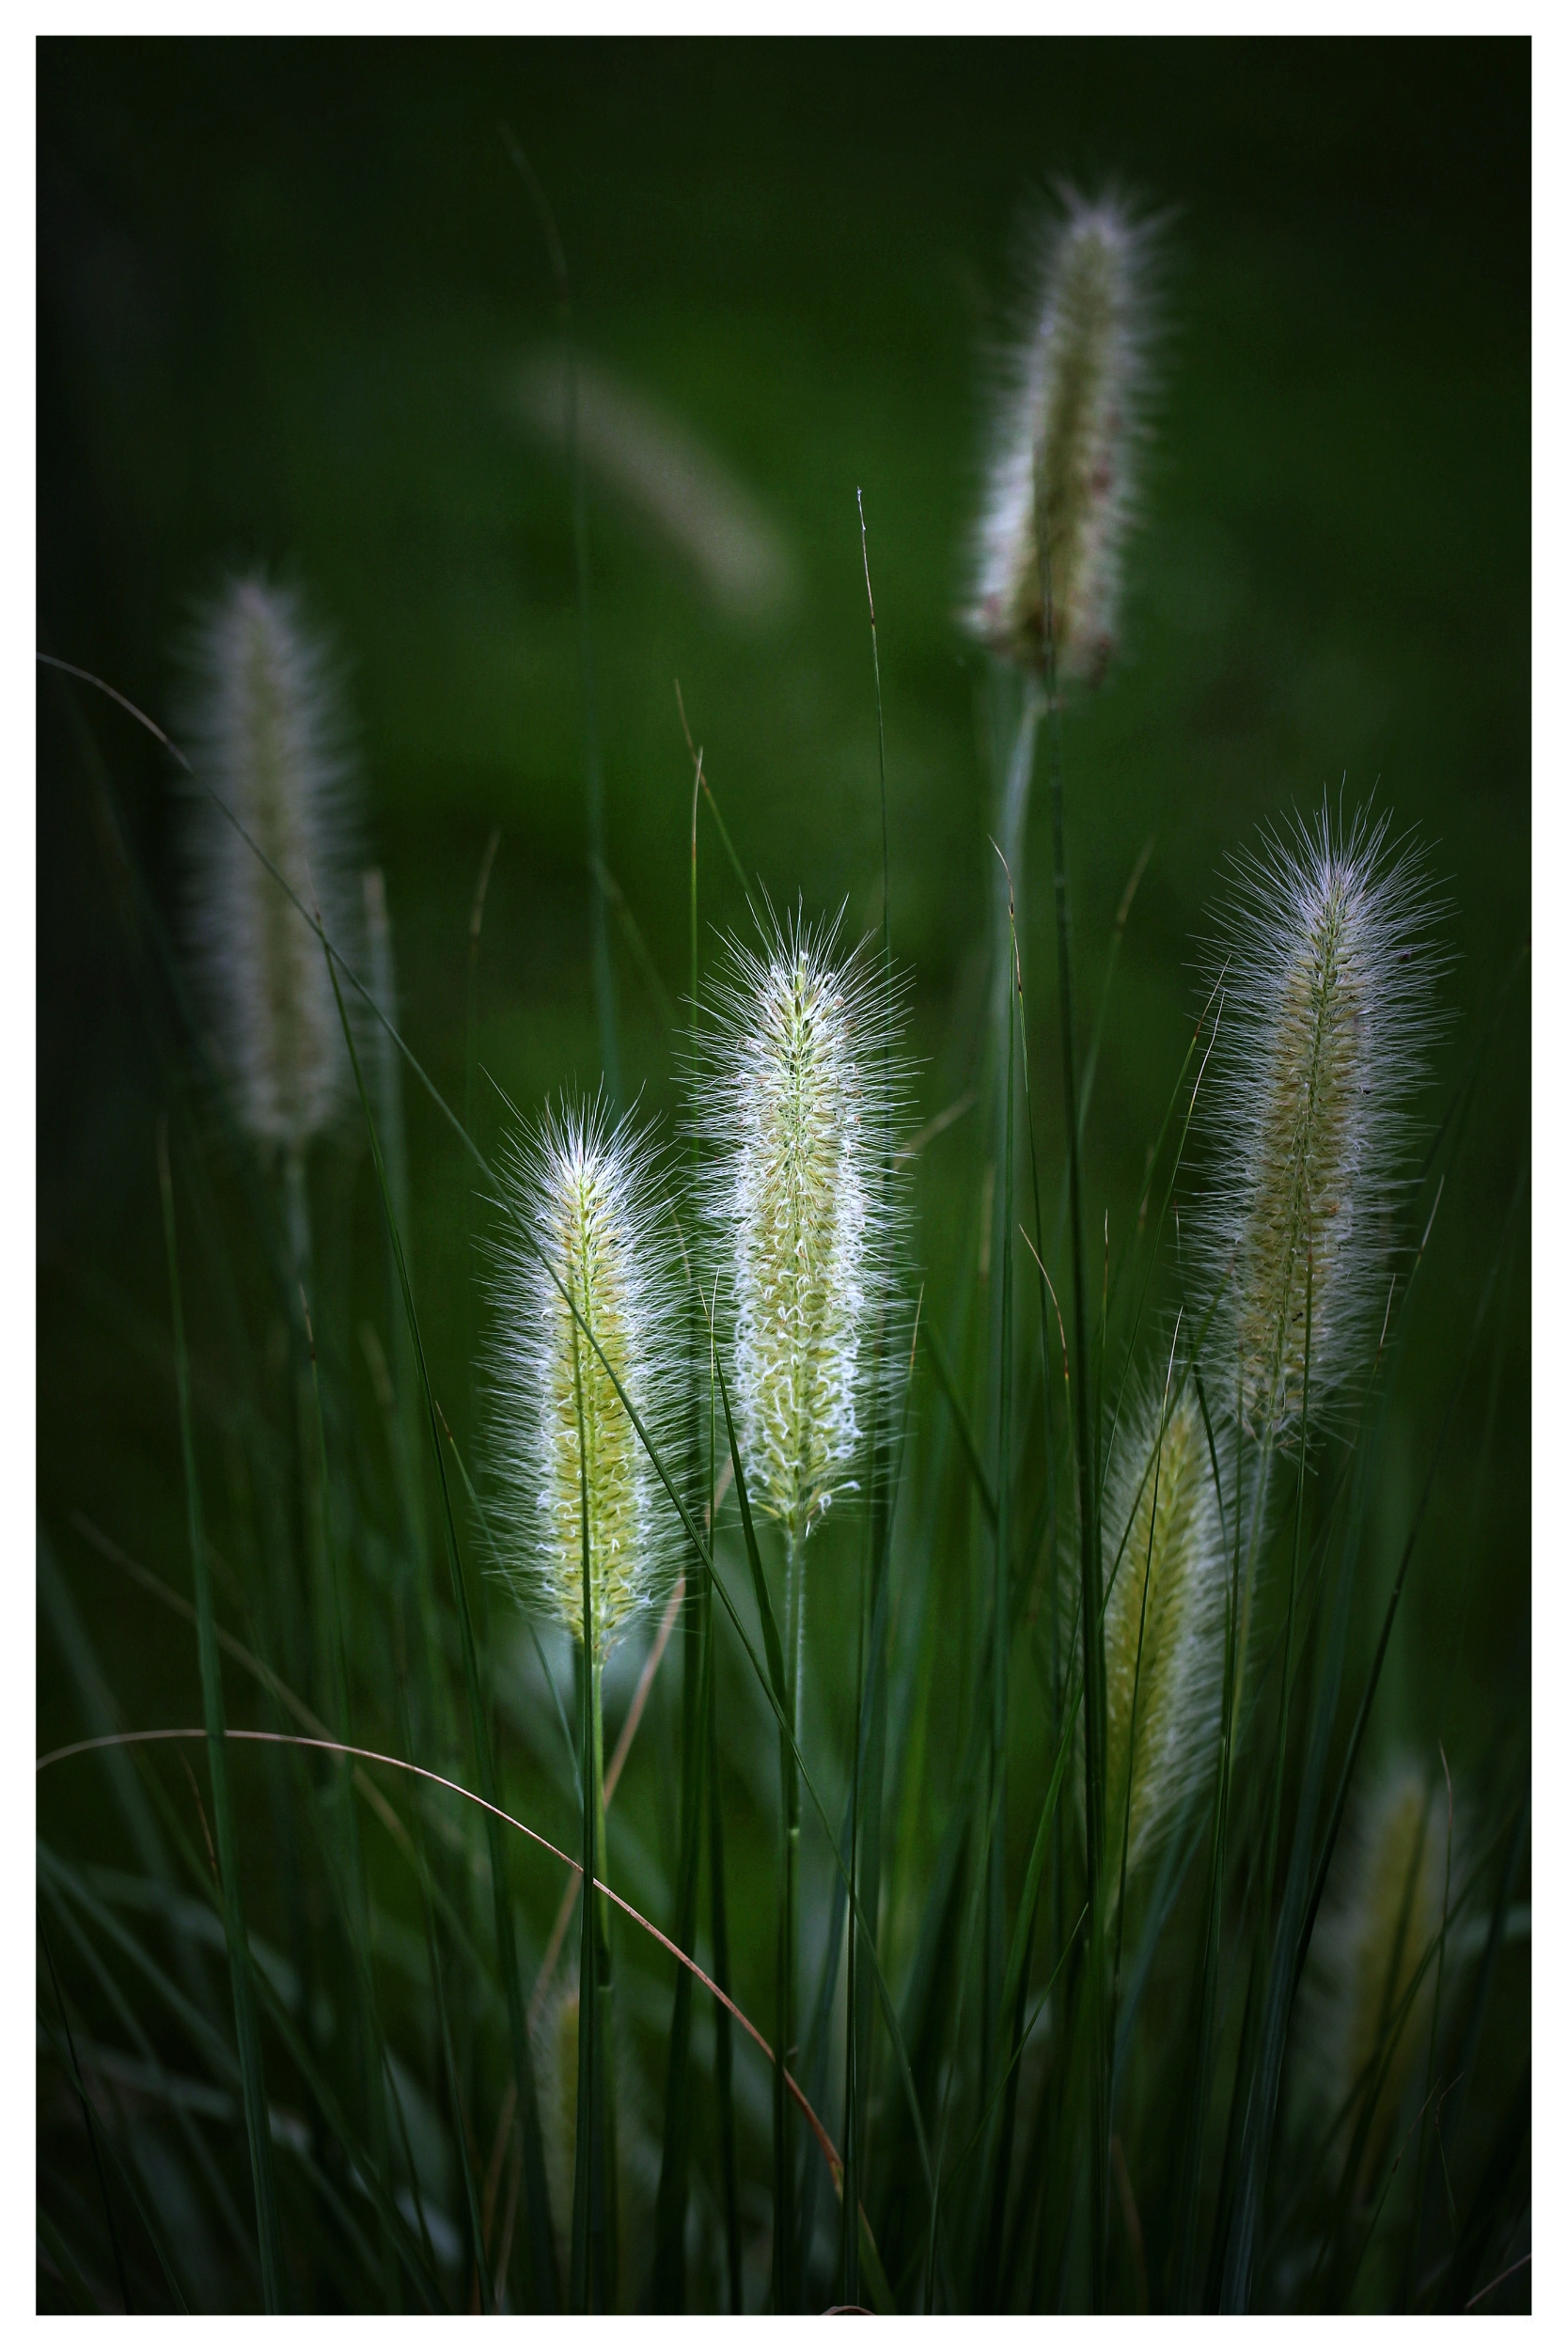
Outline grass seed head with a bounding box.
[691,911,909,1549]
[1197,803,1442,1438]
[1301,1755,1455,2167]
[1099,1371,1229,1876]
[965,187,1159,686]
[177,573,362,1151]
[484,1094,682,1659]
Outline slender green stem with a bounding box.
[567,1277,619,2312]
[708,1588,744,2312]
[364,872,448,1766]
[502,130,619,1103]
[298,1272,400,2307]
[773,1525,805,2311]
[651,710,712,2312]
[984,854,1018,2157]
[157,1125,286,2312]
[1041,694,1107,2303]
[590,1662,619,2299]
[321,925,557,2310]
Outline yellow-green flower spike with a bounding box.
[692,913,909,1550]
[486,1096,680,1660]
[1101,1375,1228,1875]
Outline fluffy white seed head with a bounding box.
[965,188,1158,686]
[1300,1756,1455,2161]
[1099,1371,1229,1875]
[178,574,362,1152]
[691,913,909,1549]
[1196,805,1441,1439]
[484,1096,682,1660]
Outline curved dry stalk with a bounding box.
[36,1723,849,2195]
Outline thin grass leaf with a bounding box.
[38,1855,258,2280]
[38,2202,106,2315]
[500,130,620,1106]
[38,1914,134,2311]
[156,1127,286,2311]
[711,1346,937,2266]
[925,1320,998,1527]
[1291,1168,1526,2007]
[319,933,559,2312]
[1035,667,1108,2304]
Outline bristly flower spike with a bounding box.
[1300,1755,1456,2167]
[1198,803,1442,1438]
[1099,1369,1229,1875]
[965,186,1159,686]
[692,910,910,1550]
[179,573,362,1151]
[485,1094,681,1661]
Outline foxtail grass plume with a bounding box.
[1099,1371,1228,1874]
[965,187,1157,685]
[179,574,362,1150]
[1198,805,1440,1437]
[1301,1756,1454,2165]
[486,1096,681,1659]
[692,914,908,1547]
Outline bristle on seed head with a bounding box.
[178,573,362,1152]
[691,909,910,1548]
[1196,803,1442,1438]
[965,187,1159,686]
[1098,1371,1229,1875]
[484,1094,681,1659]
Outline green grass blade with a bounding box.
[706,1607,744,2310]
[38,1912,134,2310]
[501,131,620,1105]
[320,936,559,2312]
[713,1348,937,2261]
[1291,1176,1524,2005]
[1075,835,1153,1145]
[156,1127,286,2311]
[1041,689,1107,2307]
[925,1320,998,1527]
[37,1852,258,2280]
[1219,1256,1314,2313]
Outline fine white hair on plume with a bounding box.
[177,572,363,1152]
[1298,1754,1457,2161]
[690,908,911,1548]
[964,185,1161,686]
[483,1092,682,1660]
[1097,1367,1229,1875]
[1195,801,1443,1438]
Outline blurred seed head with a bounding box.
[485,1095,681,1659]
[537,1983,580,2258]
[514,351,798,628]
[1197,804,1442,1439]
[1100,1372,1229,1875]
[177,573,362,1152]
[965,187,1160,686]
[531,1979,656,2279]
[1301,1755,1456,2168]
[691,912,909,1548]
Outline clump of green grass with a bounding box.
[36,174,1528,2321]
